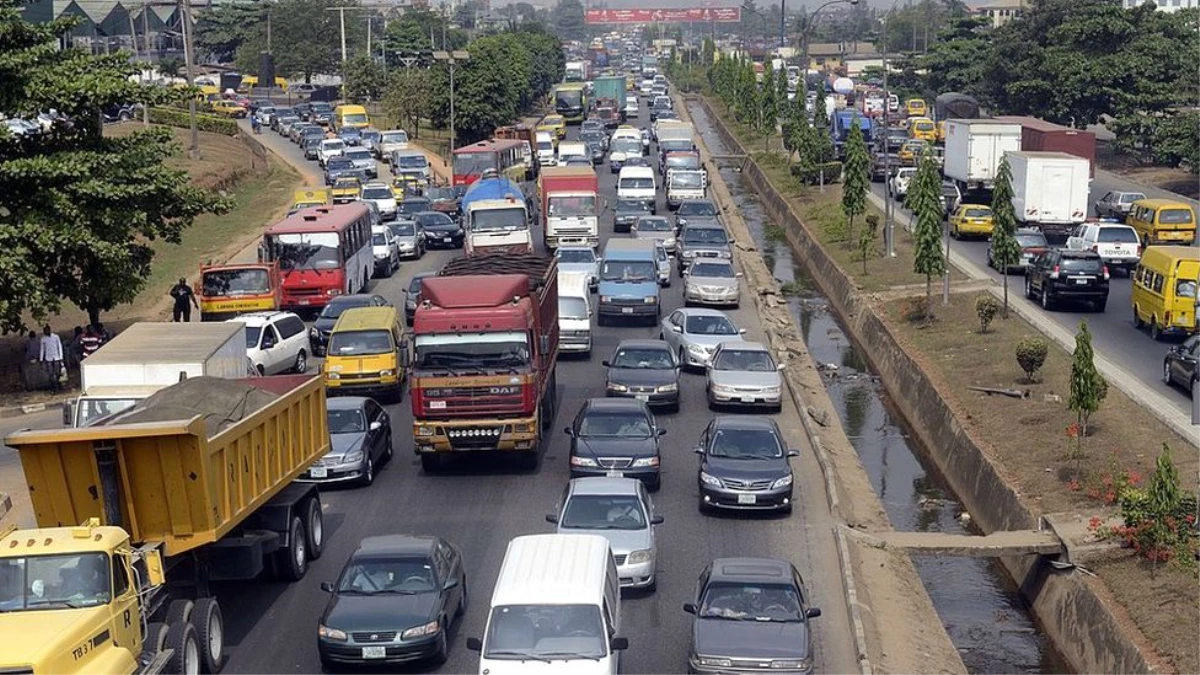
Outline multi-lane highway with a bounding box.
[193,116,861,673]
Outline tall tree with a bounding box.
[910,152,946,317]
[1068,319,1106,439]
[195,2,267,63]
[760,63,778,135]
[234,0,366,82]
[342,54,387,102]
[0,0,227,330]
[384,69,430,137]
[552,0,587,41]
[841,115,869,245]
[988,156,1021,315]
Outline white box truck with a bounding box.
[1008,150,1091,243]
[65,322,250,427]
[943,119,1023,192]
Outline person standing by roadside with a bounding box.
[65,326,84,370]
[39,325,64,392]
[80,325,101,360]
[94,322,112,346]
[20,331,40,391]
[170,278,198,322]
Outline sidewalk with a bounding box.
[866,190,1196,440]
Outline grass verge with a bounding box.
[881,292,1199,674]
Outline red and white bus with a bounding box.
[452,139,528,186]
[260,204,373,311]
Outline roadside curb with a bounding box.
[0,399,66,420]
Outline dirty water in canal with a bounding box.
[687,103,1070,674]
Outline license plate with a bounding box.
[298,300,310,305]
[429,401,446,409]
[635,394,649,401]
[737,493,756,505]
[621,307,634,314]
[606,470,624,478]
[310,467,328,478]
[361,646,386,659]
[741,395,756,403]
[443,237,453,243]
[1074,278,1089,285]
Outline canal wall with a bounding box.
[691,95,1155,675]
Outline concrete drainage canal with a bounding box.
[688,103,1071,674]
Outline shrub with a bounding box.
[900,295,931,323]
[148,107,239,136]
[975,294,1001,333]
[1015,336,1048,382]
[790,161,843,185]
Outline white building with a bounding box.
[1120,0,1199,11]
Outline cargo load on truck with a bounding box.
[994,115,1097,178]
[943,119,1023,191]
[933,93,981,122]
[539,166,600,249]
[1007,150,1091,242]
[2,374,329,675]
[592,76,628,126]
[410,253,559,472]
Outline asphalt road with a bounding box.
[869,179,1196,418]
[207,117,860,673]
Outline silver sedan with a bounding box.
[683,260,741,308]
[706,340,784,412]
[659,308,746,371]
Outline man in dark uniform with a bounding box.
[170,278,198,322]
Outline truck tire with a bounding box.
[304,497,325,561]
[166,599,194,627]
[277,515,308,581]
[420,454,443,473]
[165,620,201,675]
[143,622,169,660]
[190,598,225,673]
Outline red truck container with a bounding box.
[539,166,600,249]
[409,253,560,472]
[994,116,1097,178]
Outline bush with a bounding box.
[900,295,931,323]
[1015,336,1048,382]
[975,294,1001,333]
[790,161,843,185]
[148,107,239,136]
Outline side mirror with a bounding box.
[787,450,800,458]
[443,578,459,590]
[683,602,698,614]
[651,514,664,525]
[610,636,630,651]
[738,328,747,335]
[564,426,575,436]
[806,607,822,619]
[369,421,383,431]
[466,637,483,652]
[545,513,559,524]
[320,581,334,593]
[777,363,787,371]
[657,428,667,436]
[601,360,612,367]
[693,446,704,455]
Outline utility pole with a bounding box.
[327,6,352,63]
[883,8,893,257]
[178,0,199,159]
[434,50,470,157]
[367,14,372,58]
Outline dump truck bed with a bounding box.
[4,375,329,557]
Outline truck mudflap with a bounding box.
[413,416,541,454]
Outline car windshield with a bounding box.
[963,208,991,218]
[559,296,588,320]
[266,232,342,270]
[361,130,381,142]
[558,249,596,263]
[613,138,642,154]
[684,315,737,335]
[328,329,393,356]
[337,557,436,594]
[372,232,389,246]
[636,218,671,232]
[601,260,656,282]
[579,411,652,437]
[940,184,959,197]
[671,173,703,188]
[617,199,652,213]
[319,299,370,320]
[709,428,783,459]
[408,276,428,294]
[699,582,803,622]
[1176,280,1197,298]
[714,349,775,371]
[326,408,365,434]
[0,553,112,612]
[389,221,416,236]
[1015,233,1048,248]
[484,604,606,660]
[683,228,729,245]
[690,262,735,278]
[471,207,527,232]
[414,332,531,372]
[361,187,392,200]
[678,202,717,216]
[1096,227,1138,243]
[667,155,700,170]
[326,158,352,170]
[398,199,430,215]
[561,495,647,530]
[416,213,453,227]
[612,346,673,369]
[548,196,596,217]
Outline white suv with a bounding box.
[317,139,346,166]
[1066,221,1141,274]
[371,224,400,278]
[231,311,310,375]
[888,167,917,199]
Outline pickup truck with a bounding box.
[1065,221,1142,273]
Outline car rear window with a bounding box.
[1096,227,1138,243]
[1061,256,1103,273]
[1159,208,1194,225]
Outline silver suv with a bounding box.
[677,221,732,276]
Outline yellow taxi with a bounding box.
[538,114,567,140]
[948,204,995,239]
[898,139,930,165]
[937,120,947,143]
[323,306,406,402]
[1127,199,1196,246]
[905,98,927,117]
[210,100,247,118]
[330,176,362,203]
[907,116,937,143]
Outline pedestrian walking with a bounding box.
[80,325,101,360]
[38,325,64,392]
[20,330,40,391]
[170,278,198,322]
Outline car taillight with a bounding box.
[1091,245,1099,253]
[1165,310,1172,325]
[1102,265,1110,281]
[1049,265,1060,279]
[1135,245,1142,257]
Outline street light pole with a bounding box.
[434,50,470,157]
[177,0,199,159]
[883,7,893,257]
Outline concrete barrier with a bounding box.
[695,96,1158,675]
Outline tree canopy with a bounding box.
[552,0,587,41]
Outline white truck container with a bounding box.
[1008,150,1091,242]
[65,322,248,427]
[654,121,695,145]
[943,119,1023,191]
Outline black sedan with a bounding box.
[301,397,393,486]
[684,557,821,674]
[318,535,467,668]
[415,211,463,249]
[566,398,665,490]
[603,339,680,412]
[1163,335,1199,397]
[323,157,356,185]
[310,293,390,356]
[614,198,654,233]
[695,416,797,514]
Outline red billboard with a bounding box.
[584,7,742,23]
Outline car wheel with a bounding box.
[359,456,375,487]
[383,432,393,461]
[1163,361,1173,385]
[1024,276,1033,299]
[430,624,449,665]
[1133,305,1145,329]
[293,350,307,374]
[1150,319,1162,341]
[1040,286,1052,310]
[1093,298,1107,312]
[950,223,959,239]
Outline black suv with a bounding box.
[1024,249,1110,311]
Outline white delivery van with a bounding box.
[617,165,656,204]
[467,534,627,674]
[558,271,593,356]
[536,131,557,167]
[557,141,589,165]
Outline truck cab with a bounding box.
[598,239,660,326]
[666,169,707,210]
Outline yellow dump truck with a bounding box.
[1,374,330,674]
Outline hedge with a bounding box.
[148,107,239,136]
[791,161,843,186]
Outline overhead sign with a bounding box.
[585,7,742,23]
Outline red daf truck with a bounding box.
[409,253,560,471]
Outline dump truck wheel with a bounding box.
[166,599,194,628]
[165,621,201,675]
[143,621,169,661]
[277,515,308,581]
[304,498,324,561]
[191,598,225,673]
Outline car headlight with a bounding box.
[570,456,598,467]
[700,471,723,488]
[401,620,441,640]
[608,382,629,392]
[326,372,341,380]
[772,474,794,490]
[687,343,707,355]
[682,249,694,258]
[763,385,781,394]
[711,383,735,394]
[344,450,364,463]
[643,296,657,304]
[319,625,348,641]
[657,382,677,393]
[309,327,319,337]
[600,295,613,303]
[631,456,659,468]
[697,656,732,668]
[771,658,810,670]
[416,426,434,437]
[379,369,395,377]
[626,548,653,564]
